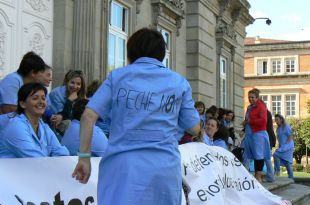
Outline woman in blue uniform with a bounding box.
[0,83,69,158]
[0,51,51,114]
[203,117,228,149]
[72,28,200,205]
[62,99,108,156]
[274,114,294,179]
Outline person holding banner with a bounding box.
[72,28,200,205]
[0,83,70,158]
[203,117,228,150]
[244,88,271,183]
[274,114,294,179]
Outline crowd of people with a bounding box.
[0,51,109,158]
[0,28,295,204]
[187,88,295,183]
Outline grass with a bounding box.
[280,171,310,178]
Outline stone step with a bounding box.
[272,183,310,205]
[263,177,310,205]
[263,177,294,193]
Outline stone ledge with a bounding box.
[263,177,294,192]
[267,178,310,205]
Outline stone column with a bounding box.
[72,0,96,84]
[53,0,74,86]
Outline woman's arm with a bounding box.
[72,108,98,184]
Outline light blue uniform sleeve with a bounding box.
[286,124,292,136]
[213,139,228,150]
[87,74,112,119]
[44,124,70,156]
[47,86,66,114]
[178,80,200,130]
[0,75,20,105]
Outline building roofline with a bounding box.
[245,40,310,46]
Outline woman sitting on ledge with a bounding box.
[0,83,69,158]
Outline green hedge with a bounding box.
[305,164,310,173]
[293,163,304,172]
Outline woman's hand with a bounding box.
[72,158,91,184]
[50,114,63,127]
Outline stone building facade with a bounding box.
[0,0,253,124]
[244,37,310,119]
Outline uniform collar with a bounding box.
[20,113,44,142]
[133,57,166,68]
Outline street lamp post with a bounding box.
[252,17,272,25]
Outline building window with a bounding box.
[158,28,171,68]
[286,95,296,116]
[257,59,268,75]
[285,58,295,73]
[220,56,227,108]
[260,95,268,107]
[271,59,281,74]
[271,95,282,115]
[108,1,128,73]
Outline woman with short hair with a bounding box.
[72,28,200,205]
[244,88,271,182]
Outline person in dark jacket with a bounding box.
[264,109,276,182]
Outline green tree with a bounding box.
[300,117,310,148]
[287,118,305,164]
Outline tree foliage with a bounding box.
[300,117,310,148]
[287,118,305,164]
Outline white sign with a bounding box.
[0,156,99,205]
[0,145,291,205]
[179,143,289,205]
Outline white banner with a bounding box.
[0,144,290,205]
[179,142,289,205]
[0,157,99,205]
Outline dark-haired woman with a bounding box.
[203,117,228,150]
[0,83,69,158]
[72,28,200,205]
[194,101,206,126]
[274,114,294,179]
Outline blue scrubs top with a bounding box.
[62,120,108,156]
[47,86,66,114]
[0,112,15,137]
[203,133,228,149]
[0,72,23,106]
[214,139,228,150]
[0,114,69,158]
[87,57,199,205]
[274,124,294,164]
